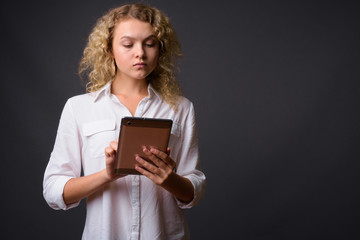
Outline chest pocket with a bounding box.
[168,121,181,149]
[83,120,116,158]
[170,121,181,138]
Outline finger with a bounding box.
[150,148,175,167]
[135,164,150,176]
[149,147,168,160]
[142,147,166,168]
[105,146,115,158]
[110,140,118,151]
[135,164,161,181]
[135,155,161,175]
[135,163,168,185]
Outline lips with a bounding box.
[134,62,147,67]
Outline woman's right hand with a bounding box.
[63,139,125,205]
[105,139,125,181]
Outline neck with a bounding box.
[112,73,148,96]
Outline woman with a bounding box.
[43,3,205,240]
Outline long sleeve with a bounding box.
[172,102,206,209]
[43,100,82,210]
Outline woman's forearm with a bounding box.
[161,173,194,204]
[63,169,111,205]
[63,141,126,205]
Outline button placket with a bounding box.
[130,175,140,240]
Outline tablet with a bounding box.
[114,117,173,175]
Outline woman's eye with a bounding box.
[145,43,155,47]
[123,44,133,48]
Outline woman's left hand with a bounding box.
[135,146,194,203]
[135,147,176,186]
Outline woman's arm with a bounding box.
[63,141,124,205]
[135,147,194,203]
[63,169,110,205]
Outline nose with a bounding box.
[135,43,145,59]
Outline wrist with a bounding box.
[100,169,113,184]
[161,172,194,204]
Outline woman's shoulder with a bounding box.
[176,95,191,105]
[174,95,195,113]
[64,92,100,110]
[68,82,110,104]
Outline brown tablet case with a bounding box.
[114,117,173,175]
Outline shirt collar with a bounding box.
[92,81,112,102]
[148,84,162,101]
[92,81,162,102]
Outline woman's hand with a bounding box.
[135,147,176,185]
[105,139,126,182]
[135,146,194,203]
[63,139,125,205]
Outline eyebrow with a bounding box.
[120,34,157,41]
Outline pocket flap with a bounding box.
[83,120,116,137]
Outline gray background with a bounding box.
[1,0,360,239]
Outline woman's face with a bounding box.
[112,18,159,82]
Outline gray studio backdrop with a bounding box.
[1,0,359,239]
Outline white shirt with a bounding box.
[43,82,206,240]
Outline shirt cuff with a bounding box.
[44,176,80,210]
[176,173,206,209]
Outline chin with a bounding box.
[133,73,151,80]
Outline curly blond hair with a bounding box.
[78,3,182,107]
